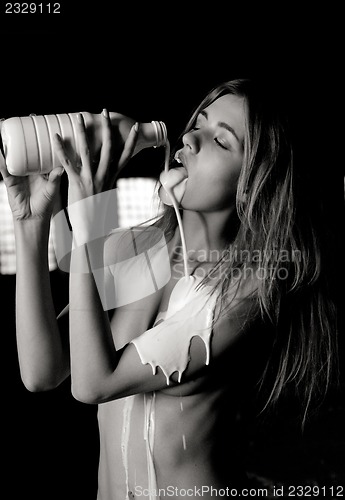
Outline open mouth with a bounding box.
[174,150,187,169]
[174,152,182,163]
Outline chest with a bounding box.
[155,260,217,320]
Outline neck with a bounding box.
[179,206,238,263]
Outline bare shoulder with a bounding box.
[106,224,173,347]
[103,224,170,266]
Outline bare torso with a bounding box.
[96,359,251,500]
[95,231,265,499]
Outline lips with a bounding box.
[175,150,188,171]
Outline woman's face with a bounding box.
[177,93,246,212]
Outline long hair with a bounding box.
[154,78,338,427]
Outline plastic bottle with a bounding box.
[0,112,167,176]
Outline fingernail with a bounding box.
[102,108,109,118]
[133,122,139,132]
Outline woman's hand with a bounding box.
[53,109,139,207]
[0,121,64,221]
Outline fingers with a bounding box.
[48,166,65,184]
[44,167,64,209]
[95,108,113,183]
[118,122,139,169]
[53,113,92,180]
[110,123,139,186]
[53,133,76,178]
[76,112,92,177]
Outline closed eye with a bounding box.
[215,138,229,150]
[190,123,230,150]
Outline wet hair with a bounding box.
[154,78,339,427]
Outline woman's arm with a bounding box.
[0,145,70,392]
[14,218,70,391]
[54,110,258,404]
[69,260,255,403]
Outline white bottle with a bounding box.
[0,112,167,176]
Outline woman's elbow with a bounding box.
[22,376,59,393]
[71,377,122,404]
[71,381,102,404]
[21,368,67,393]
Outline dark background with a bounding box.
[1,3,344,499]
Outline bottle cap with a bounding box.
[151,121,167,147]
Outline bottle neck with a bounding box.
[82,112,164,156]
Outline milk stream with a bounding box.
[123,136,215,499]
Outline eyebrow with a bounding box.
[199,110,240,143]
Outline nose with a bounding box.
[182,130,200,153]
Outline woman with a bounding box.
[0,79,338,499]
